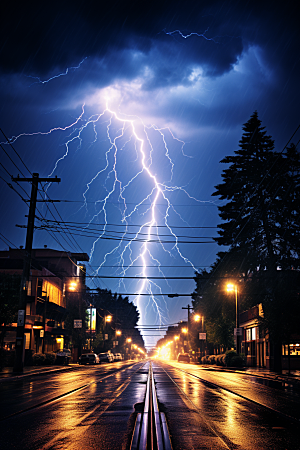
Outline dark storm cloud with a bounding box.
[2,0,298,86]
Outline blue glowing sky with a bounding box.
[1,1,299,349]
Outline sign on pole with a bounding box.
[74,320,82,328]
[234,327,243,336]
[199,333,206,340]
[17,310,25,326]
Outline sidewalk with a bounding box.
[201,365,300,389]
[0,364,78,381]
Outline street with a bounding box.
[0,360,299,449]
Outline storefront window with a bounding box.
[289,344,300,356]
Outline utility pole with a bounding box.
[182,304,191,353]
[12,173,60,372]
[182,304,191,324]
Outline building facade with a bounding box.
[0,247,88,363]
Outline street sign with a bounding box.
[199,333,206,340]
[17,310,25,326]
[105,334,108,340]
[234,327,243,336]
[40,330,44,337]
[74,320,82,328]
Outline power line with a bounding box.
[36,218,218,229]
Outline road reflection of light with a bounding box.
[223,393,239,431]
[115,371,121,382]
[180,373,188,393]
[88,381,97,395]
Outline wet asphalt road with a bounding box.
[0,361,147,450]
[155,360,300,450]
[0,359,299,449]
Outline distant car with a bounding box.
[113,353,123,361]
[177,353,190,363]
[98,352,114,363]
[79,353,100,365]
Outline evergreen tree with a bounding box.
[212,111,284,273]
[211,112,300,369]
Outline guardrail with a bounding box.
[130,362,172,450]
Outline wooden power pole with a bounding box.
[12,173,60,373]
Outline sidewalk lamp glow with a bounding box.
[226,283,236,294]
[126,338,132,343]
[106,315,112,322]
[116,330,122,336]
[174,335,179,341]
[226,282,240,355]
[69,281,78,291]
[181,327,188,334]
[194,314,201,322]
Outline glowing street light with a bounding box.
[106,315,112,323]
[194,314,201,322]
[226,283,240,355]
[69,281,78,291]
[116,330,122,336]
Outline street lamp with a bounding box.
[69,281,78,291]
[226,283,240,355]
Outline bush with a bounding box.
[225,350,245,367]
[215,354,226,366]
[208,355,216,364]
[32,353,46,365]
[45,352,56,365]
[0,348,15,368]
[200,355,210,364]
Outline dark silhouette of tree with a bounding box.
[209,112,300,369]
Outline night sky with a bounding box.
[1,0,299,349]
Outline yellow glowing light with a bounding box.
[194,314,201,322]
[116,330,122,336]
[126,338,132,343]
[226,283,236,293]
[106,315,112,322]
[69,281,78,291]
[174,335,179,340]
[182,327,188,334]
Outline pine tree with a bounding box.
[212,111,285,273]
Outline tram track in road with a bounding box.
[0,361,146,421]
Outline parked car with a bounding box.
[113,353,123,361]
[79,353,100,364]
[56,349,71,365]
[177,353,190,363]
[98,352,114,363]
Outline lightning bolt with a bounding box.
[3,88,212,340]
[26,58,88,86]
[162,27,218,42]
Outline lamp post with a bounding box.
[126,337,132,360]
[104,315,112,351]
[226,283,240,355]
[194,314,202,362]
